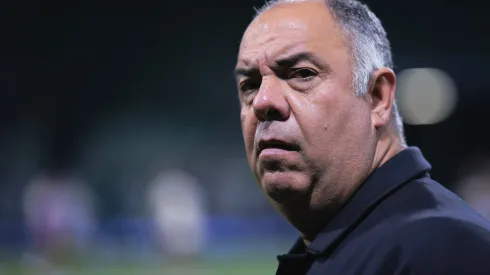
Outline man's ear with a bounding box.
[368,67,396,129]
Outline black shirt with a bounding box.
[276,147,490,275]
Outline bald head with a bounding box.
[240,1,346,64]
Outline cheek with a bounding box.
[306,91,370,151]
[325,101,373,162]
[317,87,367,124]
[295,90,338,137]
[240,109,258,154]
[330,97,370,136]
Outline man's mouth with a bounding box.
[257,139,300,155]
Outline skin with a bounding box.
[235,1,405,243]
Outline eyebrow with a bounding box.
[275,51,324,68]
[234,67,253,79]
[234,51,328,79]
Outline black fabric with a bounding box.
[275,147,490,275]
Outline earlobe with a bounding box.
[370,68,396,129]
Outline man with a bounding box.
[234,0,490,274]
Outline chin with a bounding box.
[260,171,312,202]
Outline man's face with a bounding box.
[236,2,377,209]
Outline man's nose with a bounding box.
[252,78,290,121]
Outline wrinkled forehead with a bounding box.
[242,14,306,45]
[237,2,345,65]
[239,19,305,62]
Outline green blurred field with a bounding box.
[0,236,292,274]
[0,258,276,275]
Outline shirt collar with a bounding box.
[298,147,432,255]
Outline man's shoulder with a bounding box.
[380,177,490,247]
[380,176,488,226]
[395,212,490,274]
[396,211,490,244]
[377,177,490,274]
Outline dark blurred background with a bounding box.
[1,0,489,274]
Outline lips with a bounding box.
[257,139,299,155]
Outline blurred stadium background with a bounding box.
[1,0,489,274]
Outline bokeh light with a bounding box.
[397,68,458,125]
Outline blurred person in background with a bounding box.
[147,168,207,263]
[234,0,490,274]
[454,155,490,221]
[22,171,96,268]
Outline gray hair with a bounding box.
[255,0,406,145]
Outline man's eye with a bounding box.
[240,80,259,93]
[289,68,317,79]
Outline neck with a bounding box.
[371,129,406,173]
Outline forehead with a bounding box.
[237,1,346,66]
